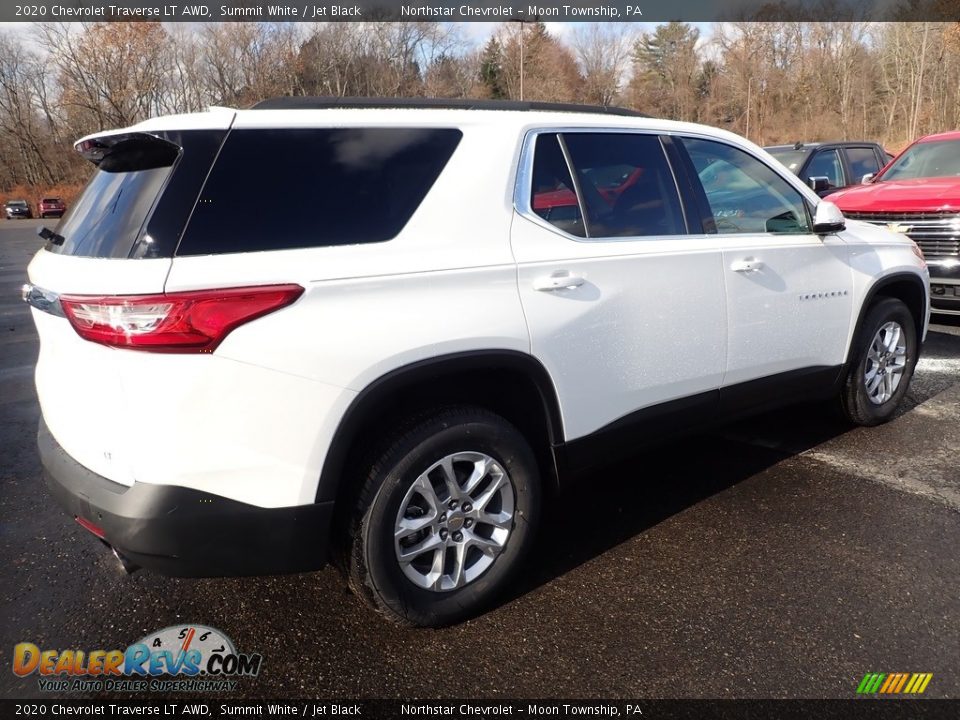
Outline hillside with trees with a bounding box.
[0,20,958,202]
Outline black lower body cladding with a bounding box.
[38,418,333,577]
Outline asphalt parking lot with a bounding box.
[1,219,958,700]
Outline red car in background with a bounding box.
[38,197,66,219]
[830,130,960,316]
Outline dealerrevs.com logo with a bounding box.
[12,625,262,693]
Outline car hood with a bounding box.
[830,177,960,212]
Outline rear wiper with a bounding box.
[37,226,65,246]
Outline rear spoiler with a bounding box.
[74,131,182,167]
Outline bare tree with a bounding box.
[571,23,634,107]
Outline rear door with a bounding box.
[26,123,230,485]
[512,130,726,470]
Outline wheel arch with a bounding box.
[848,271,927,364]
[316,350,566,509]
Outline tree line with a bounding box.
[0,20,958,200]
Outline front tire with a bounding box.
[840,297,918,426]
[344,406,540,627]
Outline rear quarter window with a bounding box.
[176,127,462,256]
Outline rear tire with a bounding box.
[840,298,917,426]
[344,406,540,627]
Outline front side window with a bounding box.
[805,150,844,190]
[681,137,811,235]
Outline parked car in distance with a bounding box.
[765,141,894,197]
[5,199,32,219]
[38,197,66,219]
[25,99,930,627]
[829,130,960,316]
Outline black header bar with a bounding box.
[3,1,959,23]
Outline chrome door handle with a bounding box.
[730,258,763,273]
[533,270,585,291]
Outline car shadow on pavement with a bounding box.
[505,403,855,603]
[504,316,960,605]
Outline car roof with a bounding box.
[74,100,761,155]
[917,130,960,143]
[765,141,880,152]
[766,143,822,152]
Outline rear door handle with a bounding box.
[730,258,763,273]
[533,270,585,292]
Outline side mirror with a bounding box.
[808,176,830,192]
[812,201,845,235]
[861,173,875,184]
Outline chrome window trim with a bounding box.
[514,125,818,244]
[513,126,692,244]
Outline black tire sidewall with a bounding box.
[848,298,917,424]
[360,413,540,626]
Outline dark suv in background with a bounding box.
[5,200,32,219]
[766,142,893,197]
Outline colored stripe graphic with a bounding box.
[857,672,932,694]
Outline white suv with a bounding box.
[25,99,930,626]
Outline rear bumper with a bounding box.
[38,418,333,577]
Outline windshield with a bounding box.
[8,201,27,207]
[766,149,808,174]
[880,139,960,181]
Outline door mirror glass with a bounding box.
[813,201,845,234]
[861,173,875,184]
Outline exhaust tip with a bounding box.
[111,547,140,575]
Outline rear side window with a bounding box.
[563,133,686,238]
[845,147,881,181]
[530,134,585,238]
[177,128,462,256]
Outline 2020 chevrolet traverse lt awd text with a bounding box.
[24,99,929,626]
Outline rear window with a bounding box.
[176,128,462,256]
[46,130,226,258]
[42,198,61,203]
[845,147,881,181]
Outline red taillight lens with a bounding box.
[59,285,303,353]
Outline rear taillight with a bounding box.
[59,285,303,353]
